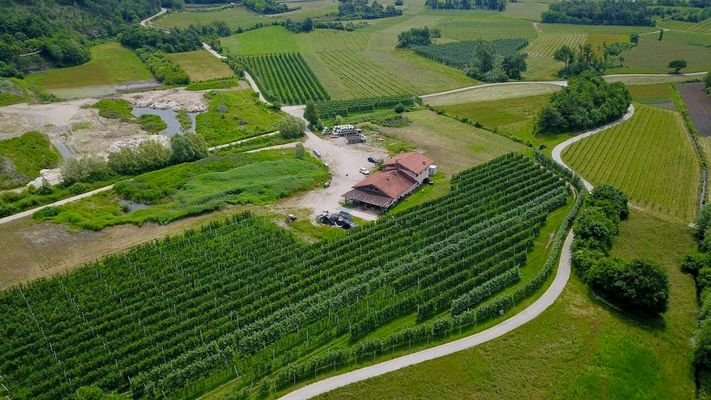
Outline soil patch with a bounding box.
[679,82,711,136]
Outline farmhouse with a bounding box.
[343,152,436,209]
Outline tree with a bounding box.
[501,52,527,80]
[587,258,670,314]
[658,29,664,41]
[573,207,617,252]
[302,17,314,32]
[553,45,575,70]
[303,101,320,128]
[668,59,687,73]
[62,156,111,185]
[170,133,208,164]
[279,116,306,139]
[397,27,435,48]
[108,140,171,175]
[629,32,639,45]
[472,39,495,76]
[294,143,305,159]
[590,184,629,219]
[536,106,568,133]
[394,103,405,113]
[75,386,128,400]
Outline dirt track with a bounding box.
[679,82,711,136]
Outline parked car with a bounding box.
[367,156,382,164]
[359,167,370,175]
[312,149,321,158]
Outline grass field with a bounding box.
[658,17,711,35]
[379,110,526,173]
[165,49,234,81]
[222,26,298,56]
[40,150,327,230]
[423,82,562,106]
[563,104,700,223]
[607,31,711,74]
[196,89,283,145]
[434,15,538,41]
[318,209,696,400]
[585,33,627,53]
[627,83,676,110]
[26,42,153,90]
[438,93,569,149]
[0,132,60,189]
[153,6,266,30]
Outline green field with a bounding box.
[40,150,327,230]
[438,93,569,149]
[319,209,697,400]
[0,132,61,189]
[563,104,700,223]
[379,110,527,173]
[165,49,235,82]
[242,53,330,104]
[196,89,283,145]
[526,33,587,58]
[627,83,676,109]
[423,82,562,106]
[607,31,711,74]
[153,6,266,30]
[26,42,153,90]
[222,26,298,56]
[658,17,711,35]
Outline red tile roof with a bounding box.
[383,152,434,175]
[353,170,416,199]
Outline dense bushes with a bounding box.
[537,72,631,134]
[553,43,606,77]
[338,0,402,19]
[135,48,190,85]
[119,26,202,53]
[542,0,654,26]
[108,141,172,175]
[397,27,440,48]
[279,116,306,139]
[571,184,669,315]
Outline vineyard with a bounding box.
[563,104,700,223]
[525,34,587,58]
[315,50,413,98]
[315,95,417,118]
[241,53,330,105]
[413,39,529,70]
[0,154,573,399]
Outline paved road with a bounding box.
[551,104,636,193]
[279,231,574,400]
[140,7,167,27]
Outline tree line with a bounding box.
[338,0,402,19]
[542,0,655,26]
[537,73,631,134]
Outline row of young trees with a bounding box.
[537,72,631,134]
[572,184,669,315]
[62,133,208,185]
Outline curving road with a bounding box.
[551,104,636,193]
[140,7,167,27]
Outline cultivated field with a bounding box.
[222,26,298,56]
[319,209,697,400]
[434,15,537,41]
[627,83,676,110]
[606,31,711,74]
[0,154,571,399]
[242,53,330,104]
[678,82,711,136]
[423,82,562,106]
[26,42,153,92]
[563,104,700,223]
[165,49,234,82]
[658,18,711,35]
[526,33,587,58]
[153,6,266,30]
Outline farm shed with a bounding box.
[343,152,434,210]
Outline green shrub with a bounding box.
[170,133,208,164]
[108,141,171,175]
[62,156,112,185]
[573,206,617,252]
[588,258,669,314]
[135,48,190,85]
[94,99,134,120]
[279,116,305,139]
[137,114,167,134]
[572,248,605,279]
[591,183,629,219]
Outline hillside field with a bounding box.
[0,131,61,189]
[563,104,700,223]
[26,42,153,90]
[165,49,235,82]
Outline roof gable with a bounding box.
[383,152,434,175]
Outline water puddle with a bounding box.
[119,199,151,212]
[131,107,198,137]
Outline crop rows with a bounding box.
[526,33,587,58]
[241,53,330,105]
[563,104,700,222]
[413,38,529,69]
[0,154,569,399]
[315,95,417,118]
[658,18,711,34]
[317,50,412,98]
[303,30,370,53]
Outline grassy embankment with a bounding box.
[318,210,697,400]
[36,149,328,230]
[0,132,61,189]
[94,99,167,133]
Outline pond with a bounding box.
[119,199,151,212]
[131,107,198,137]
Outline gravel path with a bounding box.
[140,7,167,27]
